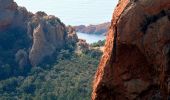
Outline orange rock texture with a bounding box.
[92,0,170,99]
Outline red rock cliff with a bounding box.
[92,0,170,99]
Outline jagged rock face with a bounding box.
[0,0,74,67]
[0,0,32,31]
[0,0,17,29]
[75,39,89,54]
[28,13,67,66]
[66,25,79,44]
[92,0,170,100]
[0,0,31,68]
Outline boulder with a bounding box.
[15,49,29,68]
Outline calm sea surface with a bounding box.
[77,32,105,43]
[15,0,118,43]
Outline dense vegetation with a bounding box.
[90,40,106,47]
[0,27,105,99]
[0,29,31,80]
[0,48,102,100]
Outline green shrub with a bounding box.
[0,47,102,99]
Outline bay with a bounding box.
[77,32,105,44]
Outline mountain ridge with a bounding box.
[74,22,110,35]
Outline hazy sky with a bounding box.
[15,0,118,25]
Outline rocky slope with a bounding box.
[0,0,78,67]
[74,22,110,35]
[92,0,170,99]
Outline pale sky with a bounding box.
[15,0,119,25]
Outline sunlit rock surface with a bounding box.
[92,0,170,99]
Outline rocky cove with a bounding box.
[0,0,170,100]
[0,0,105,99]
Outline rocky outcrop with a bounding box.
[28,13,67,66]
[15,49,29,68]
[0,0,77,67]
[0,0,17,29]
[92,0,170,100]
[66,25,79,45]
[0,0,32,31]
[74,22,110,35]
[75,39,89,54]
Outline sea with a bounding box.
[77,32,105,44]
[15,0,118,43]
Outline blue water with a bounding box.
[15,0,118,26]
[15,0,117,43]
[77,32,105,43]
